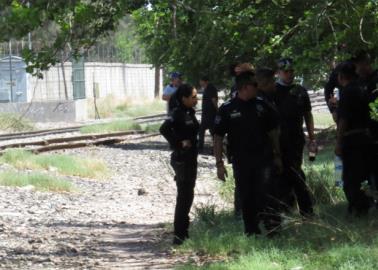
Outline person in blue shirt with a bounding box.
[162,72,183,114]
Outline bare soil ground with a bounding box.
[0,136,224,269]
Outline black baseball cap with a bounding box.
[277,58,294,70]
[170,71,182,79]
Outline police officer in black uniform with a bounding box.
[255,67,283,231]
[213,71,282,235]
[353,51,378,193]
[275,58,316,217]
[324,62,353,122]
[228,63,254,217]
[335,61,372,216]
[198,76,218,151]
[160,84,199,245]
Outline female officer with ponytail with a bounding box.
[160,84,199,245]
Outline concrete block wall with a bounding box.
[28,62,162,102]
[27,63,74,102]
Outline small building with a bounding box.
[0,56,27,103]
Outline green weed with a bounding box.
[0,149,108,178]
[80,120,142,134]
[0,171,74,192]
[0,113,34,132]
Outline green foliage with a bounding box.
[88,96,165,119]
[0,113,34,132]
[141,123,162,133]
[79,120,142,134]
[177,203,378,270]
[134,1,378,87]
[0,170,74,192]
[176,137,375,269]
[0,149,108,178]
[370,97,378,122]
[114,15,148,63]
[114,100,165,118]
[0,0,146,75]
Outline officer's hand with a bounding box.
[331,112,338,123]
[273,157,283,175]
[182,140,192,149]
[216,164,227,182]
[308,140,318,153]
[328,96,338,109]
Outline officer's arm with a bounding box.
[162,86,173,101]
[304,111,315,141]
[162,94,170,101]
[335,118,347,156]
[214,134,227,181]
[267,126,283,174]
[159,116,181,149]
[267,128,281,158]
[214,135,224,166]
[335,90,349,156]
[211,97,218,110]
[213,106,228,181]
[324,70,338,111]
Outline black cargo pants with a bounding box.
[342,134,372,215]
[170,150,198,240]
[232,158,272,235]
[198,117,215,150]
[280,143,314,216]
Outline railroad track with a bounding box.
[0,130,160,154]
[0,109,206,141]
[0,113,170,141]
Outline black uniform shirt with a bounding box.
[275,83,312,145]
[257,91,279,115]
[160,105,199,151]
[324,68,342,112]
[338,81,370,132]
[214,96,279,161]
[201,84,218,122]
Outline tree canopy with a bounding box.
[0,0,146,75]
[133,0,378,87]
[1,0,378,87]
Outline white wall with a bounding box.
[28,62,162,102]
[27,63,73,102]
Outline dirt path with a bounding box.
[0,136,223,269]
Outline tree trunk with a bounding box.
[60,52,69,100]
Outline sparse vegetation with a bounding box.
[141,123,162,133]
[114,100,165,118]
[88,96,165,119]
[175,135,378,270]
[0,113,35,133]
[0,171,74,192]
[0,149,108,179]
[80,120,142,134]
